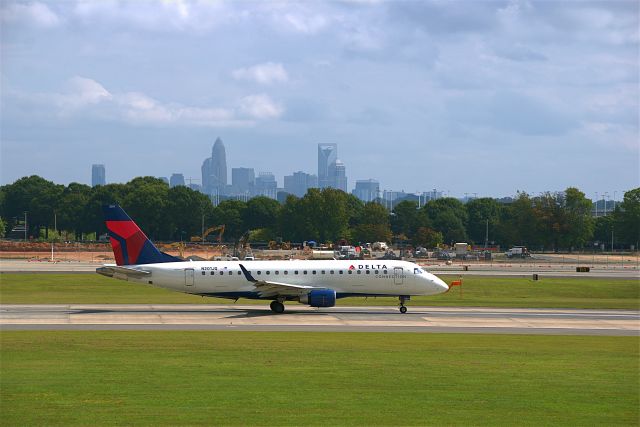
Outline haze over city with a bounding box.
[1,1,638,197]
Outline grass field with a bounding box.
[1,332,637,426]
[1,273,638,309]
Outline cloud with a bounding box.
[14,76,283,127]
[232,62,289,85]
[239,94,283,119]
[1,1,61,28]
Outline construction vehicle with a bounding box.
[191,225,225,243]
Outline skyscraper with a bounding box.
[254,172,277,199]
[284,171,318,197]
[232,167,255,194]
[202,137,227,195]
[91,164,106,187]
[317,143,337,189]
[353,179,380,202]
[170,173,185,187]
[331,160,347,192]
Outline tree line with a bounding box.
[1,175,638,251]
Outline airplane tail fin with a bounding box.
[103,204,182,266]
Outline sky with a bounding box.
[1,0,638,199]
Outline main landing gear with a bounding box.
[270,300,285,314]
[399,296,409,314]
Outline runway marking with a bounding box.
[1,304,638,335]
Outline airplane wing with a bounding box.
[96,265,151,279]
[239,264,319,297]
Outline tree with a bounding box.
[352,202,391,243]
[618,188,640,248]
[57,183,91,239]
[0,217,6,238]
[2,175,63,238]
[423,198,467,244]
[123,177,170,240]
[466,198,502,245]
[413,227,443,248]
[166,186,212,241]
[81,183,128,238]
[495,192,539,248]
[212,200,247,242]
[562,187,594,250]
[243,197,281,232]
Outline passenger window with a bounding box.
[284,271,288,275]
[383,270,387,274]
[366,270,370,274]
[357,270,361,274]
[339,271,343,274]
[303,271,308,275]
[348,270,352,274]
[257,271,261,275]
[275,271,279,275]
[321,270,325,274]
[295,271,299,275]
[218,271,223,275]
[330,270,334,274]
[202,271,206,275]
[237,271,241,275]
[375,270,379,274]
[266,271,270,275]
[312,270,317,275]
[210,271,214,275]
[228,271,232,275]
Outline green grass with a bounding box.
[1,273,638,309]
[1,332,637,426]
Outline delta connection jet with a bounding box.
[97,205,449,313]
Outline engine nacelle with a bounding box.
[299,289,336,308]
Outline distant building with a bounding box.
[232,167,255,195]
[353,179,379,202]
[188,183,202,192]
[254,172,277,199]
[170,173,185,188]
[318,143,337,189]
[284,171,318,197]
[91,164,106,187]
[331,160,347,192]
[159,177,169,185]
[202,137,228,196]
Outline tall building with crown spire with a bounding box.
[202,137,227,196]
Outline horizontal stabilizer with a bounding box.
[96,265,151,279]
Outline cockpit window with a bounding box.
[414,268,424,274]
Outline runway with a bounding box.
[2,304,638,335]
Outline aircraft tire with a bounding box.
[270,301,285,314]
[399,306,407,314]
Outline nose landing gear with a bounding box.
[399,296,410,314]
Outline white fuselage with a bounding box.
[118,259,449,300]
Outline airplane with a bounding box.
[97,204,450,313]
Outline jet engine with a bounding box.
[299,289,336,308]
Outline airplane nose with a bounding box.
[434,276,449,293]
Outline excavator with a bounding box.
[190,225,225,243]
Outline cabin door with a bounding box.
[393,267,404,285]
[184,268,195,287]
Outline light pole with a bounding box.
[595,192,598,217]
[23,211,27,241]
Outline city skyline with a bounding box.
[1,1,637,197]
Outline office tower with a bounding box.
[317,143,337,189]
[284,171,318,197]
[331,159,347,192]
[232,167,255,194]
[353,179,380,202]
[254,172,277,199]
[169,173,185,188]
[202,137,227,195]
[91,164,106,187]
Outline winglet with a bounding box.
[239,264,257,283]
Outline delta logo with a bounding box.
[349,264,388,270]
[349,265,355,270]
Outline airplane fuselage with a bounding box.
[105,259,448,301]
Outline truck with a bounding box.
[505,246,531,259]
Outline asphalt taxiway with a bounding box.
[1,304,638,335]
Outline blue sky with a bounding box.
[1,0,638,198]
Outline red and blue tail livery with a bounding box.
[103,204,181,266]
